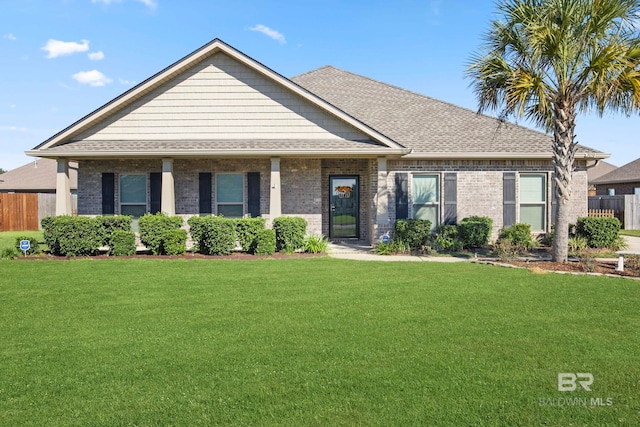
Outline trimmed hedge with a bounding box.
[433,224,462,252]
[458,216,493,249]
[41,216,103,256]
[254,229,276,256]
[273,217,307,253]
[498,223,536,251]
[161,229,187,256]
[394,219,432,251]
[235,217,267,253]
[188,216,237,255]
[138,213,183,255]
[100,215,133,248]
[110,229,136,256]
[576,216,621,248]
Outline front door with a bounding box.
[329,175,359,238]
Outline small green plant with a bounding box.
[498,223,537,254]
[576,250,597,273]
[494,239,519,261]
[1,247,19,260]
[375,239,411,255]
[568,236,588,255]
[433,225,463,253]
[14,235,40,255]
[458,216,493,249]
[273,217,307,253]
[254,229,276,256]
[304,234,329,254]
[394,219,432,251]
[109,229,136,256]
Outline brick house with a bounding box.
[592,158,640,196]
[27,39,607,243]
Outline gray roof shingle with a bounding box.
[291,66,604,157]
[0,159,77,192]
[592,158,640,184]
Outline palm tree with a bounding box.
[467,0,640,262]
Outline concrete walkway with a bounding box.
[327,241,468,262]
[623,235,640,252]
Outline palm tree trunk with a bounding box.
[552,102,577,263]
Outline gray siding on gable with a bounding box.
[75,53,369,142]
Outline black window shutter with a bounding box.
[443,173,457,225]
[247,172,261,218]
[101,173,115,215]
[150,172,162,214]
[199,173,212,215]
[503,172,517,227]
[395,173,409,220]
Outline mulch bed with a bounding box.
[495,259,639,278]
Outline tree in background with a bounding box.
[467,0,640,262]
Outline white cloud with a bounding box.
[136,0,157,9]
[88,51,105,60]
[249,24,286,44]
[118,78,136,85]
[91,0,122,4]
[72,70,113,87]
[0,126,29,132]
[4,33,17,41]
[42,39,90,58]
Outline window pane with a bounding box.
[218,204,244,218]
[521,205,545,231]
[121,204,147,218]
[413,205,438,229]
[120,175,146,203]
[520,175,545,203]
[217,174,243,203]
[413,175,438,203]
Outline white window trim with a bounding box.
[215,172,245,217]
[410,173,440,228]
[519,173,546,232]
[119,173,147,216]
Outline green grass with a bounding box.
[1,258,639,426]
[620,229,640,237]
[0,230,44,252]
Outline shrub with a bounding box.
[494,239,519,261]
[254,229,276,256]
[188,216,237,255]
[394,219,432,251]
[498,223,537,253]
[138,213,183,255]
[100,215,132,248]
[235,217,267,253]
[304,234,329,254]
[576,216,621,249]
[273,217,307,253]
[374,239,411,255]
[14,235,40,255]
[433,225,463,252]
[109,229,136,256]
[1,247,19,260]
[41,216,103,256]
[568,236,588,255]
[458,216,493,249]
[161,229,187,256]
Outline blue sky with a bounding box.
[1,0,638,171]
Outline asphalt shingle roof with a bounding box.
[0,159,77,192]
[592,158,640,184]
[291,66,603,157]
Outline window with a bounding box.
[635,188,640,195]
[120,174,147,218]
[412,174,439,229]
[608,188,616,196]
[216,173,244,217]
[519,174,546,231]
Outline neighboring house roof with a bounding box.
[292,66,606,159]
[591,158,640,184]
[27,38,608,161]
[587,160,617,183]
[0,159,78,192]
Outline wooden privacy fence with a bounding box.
[0,193,77,232]
[0,193,39,231]
[588,195,640,229]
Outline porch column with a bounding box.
[161,158,176,215]
[270,157,282,221]
[376,157,389,225]
[55,158,72,216]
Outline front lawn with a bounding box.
[0,258,638,426]
[0,230,43,253]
